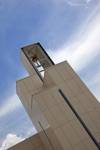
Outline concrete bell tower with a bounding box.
[16,43,100,150]
[21,43,54,79]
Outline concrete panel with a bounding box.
[8,134,46,150]
[17,50,100,150]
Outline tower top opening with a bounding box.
[21,43,55,81]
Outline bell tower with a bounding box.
[17,43,100,150]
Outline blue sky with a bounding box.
[0,0,100,149]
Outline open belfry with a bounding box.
[15,43,100,150]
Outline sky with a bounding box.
[0,0,100,149]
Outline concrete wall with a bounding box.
[8,134,46,150]
[16,61,100,150]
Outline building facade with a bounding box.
[8,134,46,150]
[16,43,100,150]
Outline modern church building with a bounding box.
[10,43,100,150]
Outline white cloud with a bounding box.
[0,94,22,118]
[49,11,100,71]
[86,0,93,3]
[0,134,24,150]
[66,0,88,6]
[54,0,93,6]
[50,0,91,6]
